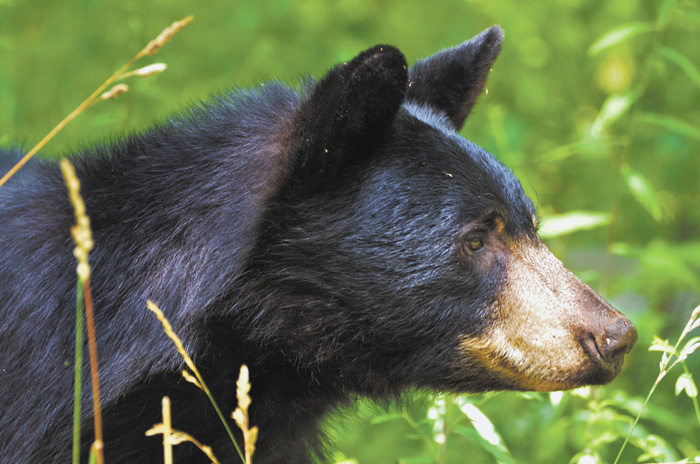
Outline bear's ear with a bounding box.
[407,26,504,131]
[288,45,408,192]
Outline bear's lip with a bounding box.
[582,333,623,378]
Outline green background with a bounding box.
[2,0,700,463]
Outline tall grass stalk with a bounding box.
[613,305,700,464]
[162,397,174,464]
[84,279,103,463]
[0,15,192,188]
[147,300,246,463]
[61,159,103,464]
[72,278,85,464]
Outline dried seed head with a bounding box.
[76,262,90,282]
[181,370,203,390]
[236,364,252,412]
[232,408,245,429]
[246,426,258,458]
[146,300,197,375]
[143,15,194,56]
[101,83,129,101]
[231,364,257,460]
[119,63,168,80]
[133,63,167,77]
[60,159,93,281]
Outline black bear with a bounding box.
[0,26,636,463]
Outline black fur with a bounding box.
[0,26,636,464]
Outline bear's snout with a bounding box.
[461,239,639,392]
[587,316,638,374]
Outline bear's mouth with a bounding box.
[581,333,623,380]
[584,333,604,362]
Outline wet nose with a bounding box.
[594,317,638,365]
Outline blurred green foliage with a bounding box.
[2,0,700,463]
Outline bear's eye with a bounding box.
[464,237,484,253]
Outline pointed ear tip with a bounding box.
[448,26,504,58]
[481,25,505,45]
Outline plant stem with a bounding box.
[0,15,192,188]
[613,377,660,464]
[0,57,134,188]
[402,411,435,450]
[72,279,85,464]
[436,400,450,464]
[615,307,696,463]
[163,397,173,464]
[195,375,246,463]
[83,278,104,464]
[148,301,247,462]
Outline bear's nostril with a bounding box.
[595,317,638,365]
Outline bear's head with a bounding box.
[249,26,637,394]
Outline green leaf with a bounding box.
[659,46,700,89]
[678,336,700,362]
[692,316,700,333]
[588,22,656,56]
[515,392,544,402]
[452,427,517,464]
[638,112,700,141]
[590,431,619,447]
[633,434,677,462]
[571,451,601,464]
[686,306,700,333]
[539,211,611,238]
[649,336,674,354]
[331,451,358,464]
[621,165,663,222]
[454,400,515,464]
[656,0,676,28]
[675,372,698,398]
[537,139,608,163]
[591,92,636,136]
[650,336,673,371]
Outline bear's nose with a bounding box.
[593,317,638,366]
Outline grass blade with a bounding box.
[659,46,700,89]
[591,92,636,137]
[539,211,611,238]
[638,112,700,141]
[621,165,663,222]
[589,22,656,56]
